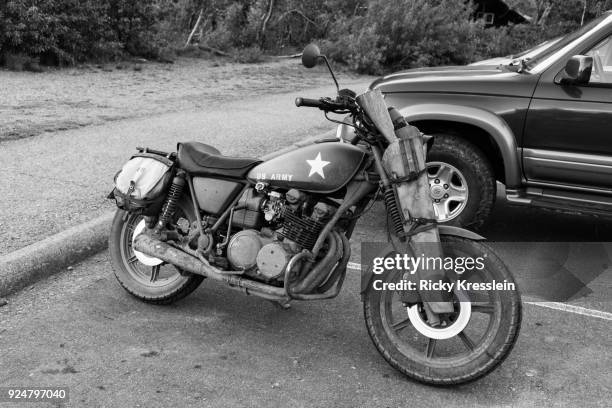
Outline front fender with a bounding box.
[399,103,521,188]
[438,225,484,241]
[338,104,522,188]
[359,226,484,300]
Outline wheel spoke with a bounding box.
[458,331,475,351]
[127,255,139,265]
[447,194,466,203]
[442,196,465,218]
[425,338,436,359]
[436,165,452,184]
[472,303,495,314]
[433,201,449,218]
[150,265,160,282]
[449,183,467,196]
[392,317,411,332]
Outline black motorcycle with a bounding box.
[108,44,521,385]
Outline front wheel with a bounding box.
[363,236,521,385]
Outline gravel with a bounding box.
[0,57,359,142]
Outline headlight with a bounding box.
[336,115,357,143]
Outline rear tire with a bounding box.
[109,200,204,305]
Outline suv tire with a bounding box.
[426,133,495,230]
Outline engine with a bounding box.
[226,188,337,281]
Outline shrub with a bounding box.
[322,0,484,74]
[1,0,114,64]
[0,0,188,66]
[475,19,580,62]
[1,0,610,72]
[200,0,360,53]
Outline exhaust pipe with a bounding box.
[290,231,341,294]
[133,234,288,301]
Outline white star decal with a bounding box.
[306,152,330,179]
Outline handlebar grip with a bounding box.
[295,97,323,108]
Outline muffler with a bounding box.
[133,234,288,301]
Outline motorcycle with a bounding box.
[108,44,521,385]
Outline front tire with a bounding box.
[427,134,496,230]
[363,236,521,385]
[109,202,204,305]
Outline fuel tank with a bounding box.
[247,142,366,194]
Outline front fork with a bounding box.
[369,146,405,239]
[369,144,451,325]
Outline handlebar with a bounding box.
[295,97,324,108]
[294,89,384,146]
[295,96,355,113]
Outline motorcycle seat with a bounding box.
[177,142,261,178]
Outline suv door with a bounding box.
[523,33,612,189]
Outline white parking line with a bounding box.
[346,263,612,322]
[523,301,612,321]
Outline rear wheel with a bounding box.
[363,236,521,385]
[109,200,204,305]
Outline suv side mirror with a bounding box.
[559,55,593,85]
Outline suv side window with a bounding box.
[586,35,612,83]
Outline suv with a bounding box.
[340,12,612,230]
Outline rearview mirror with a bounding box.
[560,55,592,85]
[301,44,321,68]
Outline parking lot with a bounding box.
[0,76,610,407]
[1,197,611,407]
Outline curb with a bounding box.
[0,211,115,298]
[0,130,337,298]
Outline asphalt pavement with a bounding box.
[0,204,610,407]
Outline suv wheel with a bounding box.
[426,133,495,230]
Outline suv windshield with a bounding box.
[526,12,611,69]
